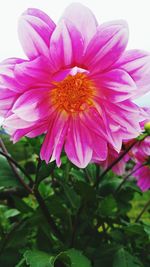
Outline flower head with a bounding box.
[0,3,150,168]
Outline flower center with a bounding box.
[50,72,96,113]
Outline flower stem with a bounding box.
[0,138,32,194]
[34,157,63,242]
[135,198,150,222]
[0,138,63,242]
[34,188,63,241]
[0,138,33,183]
[95,139,138,187]
[114,163,145,195]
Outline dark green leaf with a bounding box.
[0,155,21,187]
[24,250,52,267]
[53,249,92,267]
[113,248,143,267]
[98,195,118,217]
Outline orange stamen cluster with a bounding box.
[51,73,96,113]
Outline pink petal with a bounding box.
[94,99,141,152]
[65,116,93,168]
[113,49,150,97]
[49,20,84,70]
[3,114,49,142]
[91,134,108,161]
[79,108,108,141]
[0,58,26,92]
[13,122,48,142]
[14,56,53,87]
[12,88,52,121]
[84,20,129,73]
[24,8,55,28]
[103,148,129,176]
[135,165,150,191]
[3,114,35,129]
[40,111,68,165]
[91,69,136,102]
[101,100,141,136]
[0,89,18,116]
[61,3,98,49]
[18,8,55,59]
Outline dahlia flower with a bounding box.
[0,3,150,168]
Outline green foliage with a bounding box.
[20,249,91,267]
[0,155,21,187]
[52,249,92,267]
[113,248,143,267]
[0,135,150,267]
[24,250,52,267]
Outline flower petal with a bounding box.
[13,122,48,142]
[12,88,52,121]
[91,134,108,162]
[65,116,93,168]
[94,99,141,152]
[3,113,49,142]
[80,108,108,140]
[113,49,150,97]
[0,58,26,92]
[0,89,18,116]
[49,20,84,70]
[14,56,53,87]
[135,165,150,191]
[84,20,129,73]
[40,111,68,166]
[18,8,55,59]
[61,3,98,48]
[91,69,136,102]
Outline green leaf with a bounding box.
[70,168,85,181]
[52,249,92,267]
[15,258,26,267]
[38,161,55,181]
[62,184,80,210]
[24,250,52,267]
[0,155,21,187]
[5,208,20,219]
[98,195,118,217]
[12,196,33,213]
[113,248,143,267]
[99,173,121,195]
[85,164,96,182]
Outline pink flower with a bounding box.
[100,145,130,175]
[99,108,150,175]
[0,3,150,168]
[132,137,150,191]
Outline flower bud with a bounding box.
[144,122,150,135]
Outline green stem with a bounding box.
[34,188,63,241]
[95,139,138,187]
[0,138,32,194]
[34,158,63,242]
[135,198,150,222]
[0,140,33,183]
[114,163,145,195]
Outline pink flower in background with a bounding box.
[131,136,150,191]
[99,108,150,175]
[0,3,150,168]
[100,145,130,175]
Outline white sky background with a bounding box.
[0,0,150,107]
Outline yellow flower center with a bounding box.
[50,72,96,113]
